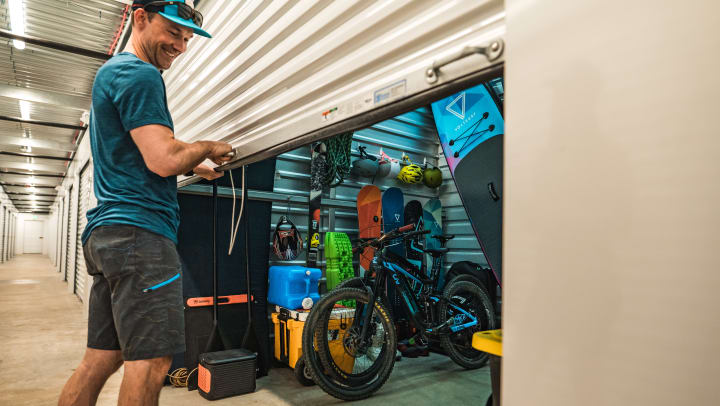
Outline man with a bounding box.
[58,2,231,405]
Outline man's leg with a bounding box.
[58,348,123,406]
[118,356,172,406]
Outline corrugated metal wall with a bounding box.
[267,107,483,276]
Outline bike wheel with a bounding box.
[439,280,495,369]
[302,287,397,401]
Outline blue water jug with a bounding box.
[268,266,322,310]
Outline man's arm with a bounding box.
[130,124,232,177]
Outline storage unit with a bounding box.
[74,163,92,301]
[0,207,5,263]
[64,185,75,283]
[4,208,8,262]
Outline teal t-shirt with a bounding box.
[82,52,179,245]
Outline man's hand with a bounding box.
[207,142,233,165]
[193,164,224,180]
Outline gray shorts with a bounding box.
[84,225,185,361]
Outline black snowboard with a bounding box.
[403,200,424,273]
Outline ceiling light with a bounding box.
[19,100,31,120]
[8,0,26,50]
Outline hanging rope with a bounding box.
[322,132,353,188]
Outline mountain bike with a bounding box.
[301,224,496,401]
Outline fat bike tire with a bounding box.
[439,280,496,369]
[302,287,397,401]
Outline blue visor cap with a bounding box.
[159,4,211,38]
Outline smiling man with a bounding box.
[58,2,231,406]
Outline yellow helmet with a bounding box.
[397,164,423,184]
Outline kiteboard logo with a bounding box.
[446,92,466,120]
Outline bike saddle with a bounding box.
[431,234,455,244]
[423,247,449,258]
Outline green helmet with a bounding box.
[397,164,423,184]
[423,166,443,188]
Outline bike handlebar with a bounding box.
[353,225,431,253]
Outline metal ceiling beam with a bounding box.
[0,151,72,162]
[0,170,64,178]
[1,183,57,189]
[0,115,86,131]
[0,135,76,152]
[0,28,112,61]
[0,175,61,186]
[0,161,67,173]
[0,84,90,111]
[12,199,55,203]
[7,193,57,197]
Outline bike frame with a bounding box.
[355,248,479,339]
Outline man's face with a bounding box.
[140,12,194,70]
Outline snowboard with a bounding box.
[356,185,382,276]
[307,143,323,268]
[403,200,424,271]
[431,81,504,285]
[381,187,404,257]
[423,198,443,280]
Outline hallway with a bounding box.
[0,255,123,405]
[0,255,491,405]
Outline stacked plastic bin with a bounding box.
[324,232,354,290]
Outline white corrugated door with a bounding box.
[64,186,75,282]
[74,164,92,301]
[167,0,505,179]
[0,207,5,263]
[3,208,8,262]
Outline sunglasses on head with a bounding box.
[141,1,204,28]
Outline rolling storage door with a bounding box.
[55,203,63,268]
[74,165,92,301]
[169,0,506,184]
[9,213,14,259]
[64,186,75,282]
[0,207,5,263]
[3,209,8,262]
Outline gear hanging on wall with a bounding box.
[310,142,328,191]
[397,163,424,184]
[272,217,304,260]
[422,166,443,188]
[351,145,379,178]
[322,132,354,188]
[397,155,424,184]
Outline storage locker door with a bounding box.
[3,207,10,262]
[74,165,92,301]
[56,203,63,268]
[167,0,506,182]
[64,186,74,282]
[1,207,5,263]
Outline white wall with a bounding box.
[505,1,720,405]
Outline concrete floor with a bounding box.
[0,254,491,405]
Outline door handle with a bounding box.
[426,40,504,84]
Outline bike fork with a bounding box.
[355,267,385,341]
